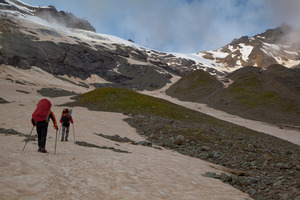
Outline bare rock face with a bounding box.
[34,6,96,32]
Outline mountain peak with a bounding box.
[256,23,296,44]
[1,0,96,32]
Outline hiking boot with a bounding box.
[38,147,41,152]
[61,138,64,141]
[65,139,68,141]
[40,148,48,153]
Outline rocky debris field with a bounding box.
[125,115,300,200]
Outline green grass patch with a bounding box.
[225,74,299,112]
[65,87,267,138]
[166,70,223,100]
[66,87,225,123]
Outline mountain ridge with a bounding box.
[0,0,96,31]
[198,23,300,70]
[0,0,300,92]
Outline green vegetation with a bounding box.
[166,66,300,125]
[67,87,218,122]
[222,73,300,113]
[166,69,223,101]
[226,74,279,106]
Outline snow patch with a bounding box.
[207,50,229,59]
[126,57,149,66]
[263,42,280,51]
[256,35,265,40]
[238,43,253,62]
[16,0,48,9]
[284,50,299,55]
[261,48,272,57]
[281,59,300,68]
[111,62,121,74]
[5,0,34,14]
[228,45,237,52]
[173,53,221,69]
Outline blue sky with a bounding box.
[20,0,300,53]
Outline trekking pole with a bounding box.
[72,124,75,143]
[54,128,58,155]
[22,126,35,151]
[58,125,62,140]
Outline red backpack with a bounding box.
[32,99,52,122]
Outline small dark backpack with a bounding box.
[61,109,70,123]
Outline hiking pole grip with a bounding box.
[22,126,35,151]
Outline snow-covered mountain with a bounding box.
[1,0,300,90]
[196,23,300,70]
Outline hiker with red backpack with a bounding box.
[31,99,58,153]
[59,108,74,141]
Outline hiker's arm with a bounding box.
[49,111,58,129]
[70,116,74,124]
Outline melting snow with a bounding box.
[263,42,280,51]
[227,45,237,52]
[173,53,221,69]
[284,50,299,55]
[261,48,272,57]
[280,59,300,68]
[256,35,265,39]
[207,50,229,58]
[238,43,253,62]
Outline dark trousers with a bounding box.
[36,122,48,148]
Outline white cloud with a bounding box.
[20,0,300,53]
